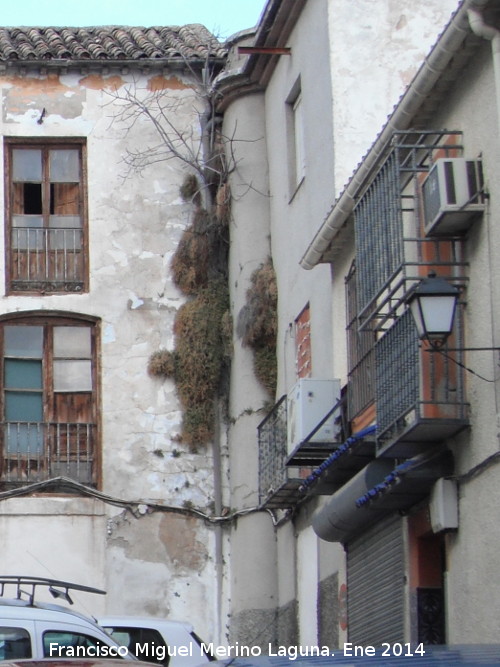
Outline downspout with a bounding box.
[467,9,500,134]
[467,7,500,416]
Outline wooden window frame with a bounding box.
[4,137,88,295]
[286,77,306,198]
[0,311,100,488]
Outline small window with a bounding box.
[286,78,306,196]
[0,626,32,659]
[6,140,87,294]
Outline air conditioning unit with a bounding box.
[422,157,484,236]
[287,378,341,454]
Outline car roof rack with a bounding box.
[0,575,106,606]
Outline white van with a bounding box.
[98,617,214,667]
[0,576,132,661]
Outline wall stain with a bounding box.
[147,75,190,92]
[79,73,124,90]
[159,513,208,572]
[4,73,70,96]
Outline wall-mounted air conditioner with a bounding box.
[422,157,484,236]
[287,378,341,454]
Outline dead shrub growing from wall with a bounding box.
[149,172,230,448]
[238,259,278,397]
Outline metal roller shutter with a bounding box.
[347,514,405,645]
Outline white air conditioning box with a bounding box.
[422,158,484,236]
[287,378,341,454]
[430,478,458,533]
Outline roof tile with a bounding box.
[0,25,226,62]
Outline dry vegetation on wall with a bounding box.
[148,172,230,448]
[238,259,278,397]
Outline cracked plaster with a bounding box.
[0,64,217,634]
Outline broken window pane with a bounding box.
[12,182,43,214]
[50,183,79,215]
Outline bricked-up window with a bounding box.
[295,304,311,378]
[0,315,98,487]
[5,140,87,294]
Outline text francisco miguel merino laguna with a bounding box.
[48,641,427,660]
[48,643,332,661]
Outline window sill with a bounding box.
[288,175,305,204]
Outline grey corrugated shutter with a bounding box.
[346,514,405,645]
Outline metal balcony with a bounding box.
[258,396,301,508]
[375,311,468,457]
[10,227,85,293]
[258,390,348,508]
[1,421,96,487]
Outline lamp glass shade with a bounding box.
[410,294,457,343]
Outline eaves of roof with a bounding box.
[215,0,306,110]
[0,25,227,69]
[300,0,496,270]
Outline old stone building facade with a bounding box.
[0,24,227,636]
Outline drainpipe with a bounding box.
[468,8,500,133]
[467,7,500,416]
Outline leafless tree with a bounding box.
[105,51,237,208]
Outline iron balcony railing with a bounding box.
[347,235,467,423]
[258,391,348,507]
[258,395,290,505]
[1,421,96,486]
[10,227,84,292]
[375,310,468,456]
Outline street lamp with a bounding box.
[406,272,460,348]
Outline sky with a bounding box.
[0,0,267,39]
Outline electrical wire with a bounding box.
[436,347,499,383]
[0,476,270,525]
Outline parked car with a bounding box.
[97,617,213,667]
[0,576,134,661]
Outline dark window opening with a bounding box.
[22,183,43,214]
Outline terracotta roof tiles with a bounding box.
[0,25,226,62]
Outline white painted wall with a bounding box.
[328,0,460,196]
[264,0,335,396]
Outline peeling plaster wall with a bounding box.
[0,67,218,640]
